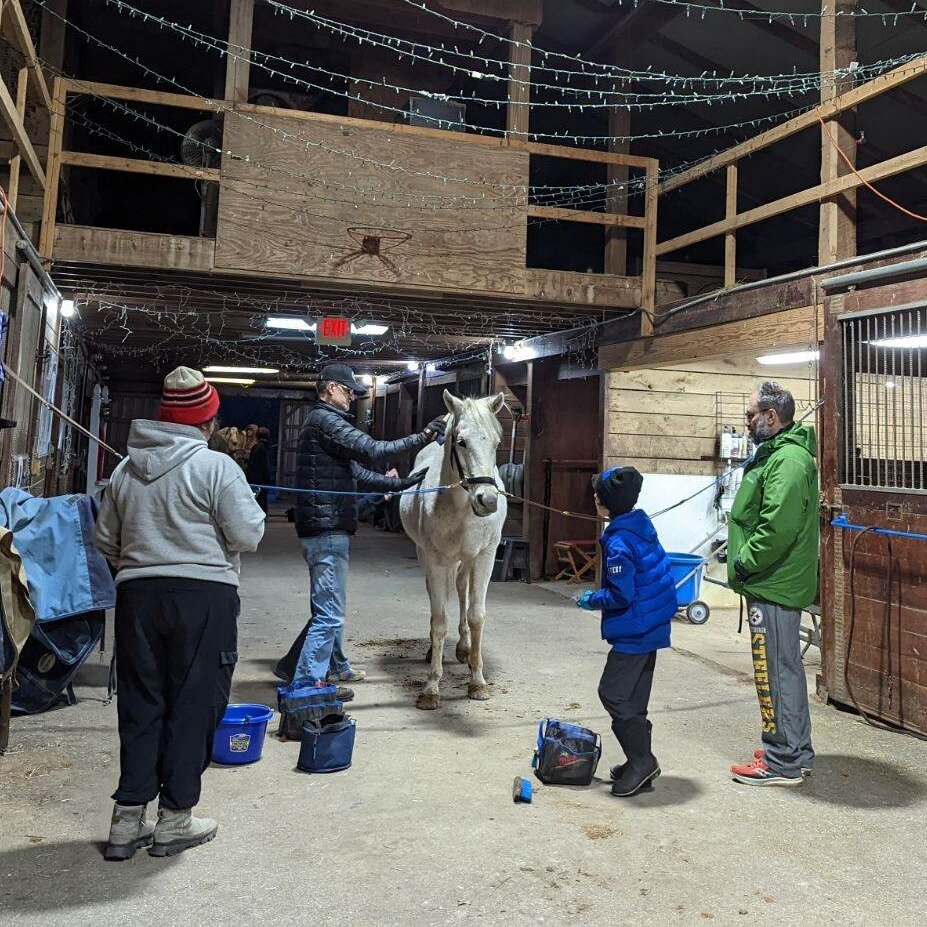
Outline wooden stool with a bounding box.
[553,540,598,583]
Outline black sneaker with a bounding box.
[610,762,661,797]
[334,685,355,703]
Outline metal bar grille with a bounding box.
[840,306,927,492]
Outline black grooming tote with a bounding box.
[533,718,602,786]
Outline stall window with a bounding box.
[841,305,926,492]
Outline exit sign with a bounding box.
[317,316,352,346]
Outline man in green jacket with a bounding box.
[727,381,818,787]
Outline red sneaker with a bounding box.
[753,748,813,777]
[730,756,803,787]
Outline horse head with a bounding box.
[443,390,505,517]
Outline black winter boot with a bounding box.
[610,760,661,797]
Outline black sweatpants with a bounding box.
[598,650,657,771]
[113,577,239,810]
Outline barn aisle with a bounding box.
[2,517,925,925]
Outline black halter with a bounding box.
[450,440,498,489]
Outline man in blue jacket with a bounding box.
[577,467,677,797]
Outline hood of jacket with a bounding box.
[126,419,207,483]
[602,508,657,545]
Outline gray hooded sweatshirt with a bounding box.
[95,420,266,586]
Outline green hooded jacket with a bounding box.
[727,422,819,609]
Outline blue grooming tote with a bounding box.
[213,703,274,765]
[297,715,356,773]
[666,553,706,608]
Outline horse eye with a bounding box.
[457,438,467,448]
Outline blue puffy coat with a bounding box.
[586,508,676,654]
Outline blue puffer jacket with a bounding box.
[587,508,676,654]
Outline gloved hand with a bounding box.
[423,415,448,440]
[575,590,597,611]
[733,558,751,582]
[398,468,428,490]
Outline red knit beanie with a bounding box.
[158,366,220,426]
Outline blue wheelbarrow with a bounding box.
[666,552,710,625]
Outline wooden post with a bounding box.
[605,104,630,275]
[818,0,857,266]
[38,77,66,260]
[7,67,28,211]
[506,22,532,138]
[640,163,658,336]
[724,163,738,288]
[225,0,254,103]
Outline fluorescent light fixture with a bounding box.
[406,361,420,372]
[359,374,374,386]
[204,366,278,375]
[265,316,312,331]
[870,335,927,349]
[352,323,388,336]
[205,377,255,386]
[60,299,76,318]
[756,350,820,365]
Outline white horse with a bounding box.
[400,391,507,710]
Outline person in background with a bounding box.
[247,426,273,513]
[95,366,265,860]
[728,381,818,787]
[278,364,445,698]
[576,466,677,798]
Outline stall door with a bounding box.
[277,399,313,490]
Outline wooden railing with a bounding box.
[656,54,927,287]
[40,78,658,324]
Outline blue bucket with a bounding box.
[297,716,356,773]
[666,553,706,608]
[212,703,274,765]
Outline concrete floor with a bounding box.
[2,518,926,926]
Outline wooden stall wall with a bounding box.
[528,358,601,579]
[215,113,528,294]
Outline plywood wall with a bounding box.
[605,356,818,476]
[215,112,529,294]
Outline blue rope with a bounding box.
[248,482,452,497]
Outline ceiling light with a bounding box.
[60,299,76,318]
[502,342,536,363]
[870,335,927,349]
[359,374,374,386]
[425,363,438,374]
[204,366,279,375]
[756,350,820,365]
[265,317,312,331]
[406,361,420,372]
[205,377,255,386]
[885,381,897,389]
[352,323,388,336]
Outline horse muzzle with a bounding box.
[469,485,500,517]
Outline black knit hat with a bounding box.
[594,466,643,517]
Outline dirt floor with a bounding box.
[2,517,926,926]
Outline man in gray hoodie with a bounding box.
[95,366,265,860]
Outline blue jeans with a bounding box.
[293,532,351,686]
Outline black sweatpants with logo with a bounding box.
[113,577,239,810]
[598,650,658,772]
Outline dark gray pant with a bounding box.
[747,599,814,776]
[598,650,658,772]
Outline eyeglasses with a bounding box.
[744,407,770,422]
[335,382,358,399]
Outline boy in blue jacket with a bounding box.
[577,466,677,797]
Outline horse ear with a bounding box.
[487,392,506,415]
[443,390,464,417]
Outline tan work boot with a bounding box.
[103,803,154,861]
[148,807,218,857]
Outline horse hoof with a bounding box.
[455,643,470,664]
[468,684,490,701]
[416,692,441,711]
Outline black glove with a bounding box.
[423,416,447,440]
[398,468,428,490]
[733,558,751,582]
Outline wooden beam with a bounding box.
[506,21,532,137]
[724,163,737,288]
[660,53,927,194]
[224,0,254,104]
[1,0,53,111]
[640,164,658,335]
[524,140,655,169]
[528,205,646,228]
[605,65,630,275]
[60,78,225,113]
[819,0,857,266]
[0,75,45,187]
[59,151,221,182]
[656,142,927,255]
[599,305,818,370]
[7,67,28,211]
[53,226,216,272]
[39,77,65,258]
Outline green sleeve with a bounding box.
[737,454,810,577]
